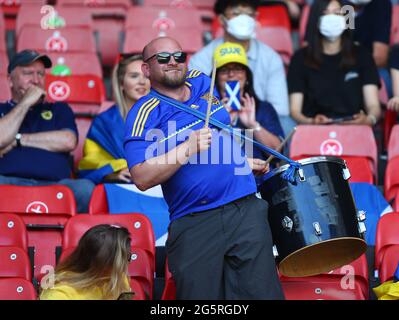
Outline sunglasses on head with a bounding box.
[144,51,187,64]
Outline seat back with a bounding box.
[16,5,93,37]
[0,246,31,281]
[45,74,105,115]
[388,125,399,160]
[0,185,77,214]
[124,6,203,54]
[0,185,76,281]
[17,27,96,53]
[290,125,378,176]
[384,156,399,201]
[44,52,103,78]
[88,184,109,214]
[63,214,155,264]
[375,213,399,273]
[379,245,399,283]
[279,254,369,300]
[0,213,28,251]
[0,278,37,300]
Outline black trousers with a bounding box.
[166,194,285,300]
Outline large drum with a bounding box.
[260,156,367,277]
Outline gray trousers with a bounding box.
[166,194,285,300]
[0,175,94,213]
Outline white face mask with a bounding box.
[225,14,256,40]
[347,0,372,5]
[319,14,346,42]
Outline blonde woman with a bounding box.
[78,54,151,183]
[40,224,132,300]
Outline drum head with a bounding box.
[278,237,367,277]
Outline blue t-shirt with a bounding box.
[353,0,392,49]
[0,100,78,181]
[124,70,256,221]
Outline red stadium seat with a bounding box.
[375,212,399,278]
[1,1,47,31]
[299,4,310,45]
[0,246,31,281]
[388,125,399,160]
[130,278,147,300]
[44,52,103,78]
[143,0,215,10]
[384,110,398,151]
[161,257,176,300]
[256,26,293,67]
[384,156,399,202]
[16,5,93,37]
[57,0,131,10]
[290,125,378,178]
[45,74,106,115]
[391,4,399,45]
[17,27,97,54]
[0,278,37,300]
[62,214,155,267]
[0,185,76,282]
[378,245,399,283]
[0,213,28,251]
[280,254,369,300]
[124,6,203,54]
[395,190,399,212]
[127,247,154,299]
[88,184,109,214]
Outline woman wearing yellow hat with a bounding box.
[214,42,285,162]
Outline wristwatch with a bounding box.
[15,133,22,147]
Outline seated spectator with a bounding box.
[78,54,150,184]
[288,0,381,126]
[189,0,296,137]
[40,224,132,300]
[0,50,94,213]
[213,42,284,162]
[344,0,392,69]
[388,45,399,112]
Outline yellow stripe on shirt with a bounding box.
[136,100,160,137]
[131,98,159,137]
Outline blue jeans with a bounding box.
[0,175,95,213]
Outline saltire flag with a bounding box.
[104,183,169,246]
[225,81,241,111]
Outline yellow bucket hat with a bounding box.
[213,42,248,69]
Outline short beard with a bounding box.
[161,66,188,88]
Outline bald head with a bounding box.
[142,37,183,62]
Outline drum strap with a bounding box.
[150,90,300,183]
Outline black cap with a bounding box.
[8,50,52,74]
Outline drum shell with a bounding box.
[261,157,366,277]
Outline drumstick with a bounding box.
[204,59,217,128]
[265,127,297,165]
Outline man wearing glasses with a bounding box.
[123,37,284,300]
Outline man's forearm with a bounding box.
[0,102,30,147]
[20,130,77,152]
[130,140,191,191]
